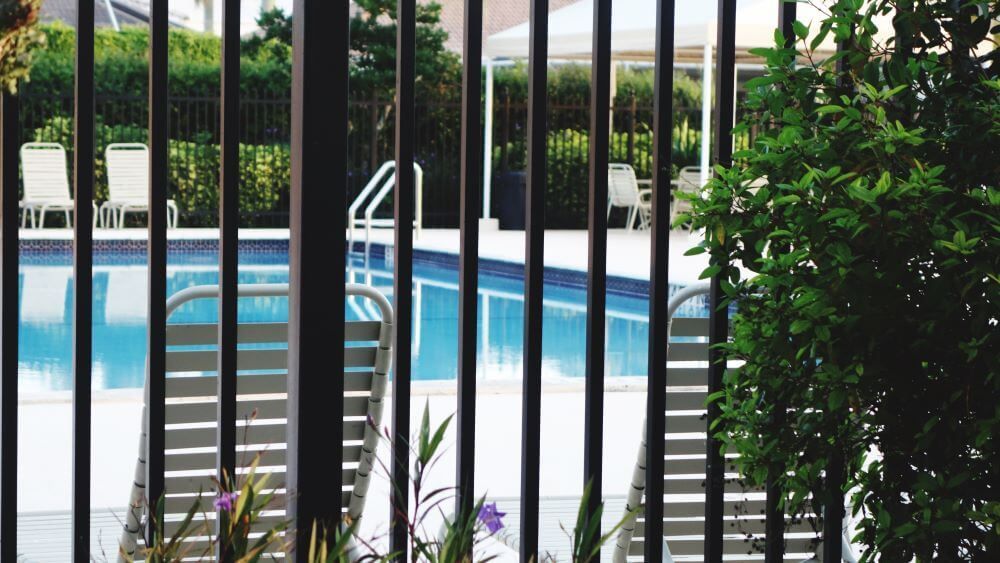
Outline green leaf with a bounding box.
[792,20,808,39]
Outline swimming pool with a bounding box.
[17,246,706,391]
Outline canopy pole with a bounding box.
[699,43,712,188]
[483,57,495,219]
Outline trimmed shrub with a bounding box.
[32,116,288,224]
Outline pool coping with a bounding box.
[18,229,654,298]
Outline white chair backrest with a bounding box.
[608,163,640,207]
[675,166,702,194]
[613,284,822,562]
[105,143,150,203]
[119,283,394,561]
[20,142,72,203]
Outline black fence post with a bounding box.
[645,2,676,561]
[520,0,549,559]
[584,0,612,530]
[145,0,169,546]
[216,1,240,559]
[455,0,482,525]
[72,0,95,558]
[627,93,637,166]
[288,1,349,558]
[390,0,416,559]
[0,90,20,563]
[705,1,737,562]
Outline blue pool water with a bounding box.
[17,248,705,392]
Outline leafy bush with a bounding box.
[0,0,43,93]
[33,116,288,223]
[688,0,999,560]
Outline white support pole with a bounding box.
[482,57,495,219]
[699,43,712,188]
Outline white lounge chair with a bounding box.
[612,283,857,562]
[117,283,394,561]
[102,143,179,228]
[669,166,702,226]
[608,163,651,231]
[19,142,98,228]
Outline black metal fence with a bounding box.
[16,88,702,228]
[0,1,849,563]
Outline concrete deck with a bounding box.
[17,385,647,561]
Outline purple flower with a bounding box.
[214,491,238,512]
[478,502,506,534]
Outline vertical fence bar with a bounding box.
[705,1,736,561]
[145,0,169,540]
[72,0,95,558]
[520,0,548,559]
[456,0,482,520]
[763,4,796,561]
[217,0,240,556]
[391,0,416,559]
[288,1,348,557]
[584,0,612,524]
[0,90,19,563]
[644,1,675,561]
[821,33,853,563]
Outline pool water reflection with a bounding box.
[18,250,704,391]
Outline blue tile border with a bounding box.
[352,240,651,298]
[20,238,653,298]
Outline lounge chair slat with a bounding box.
[161,491,352,515]
[166,447,286,471]
[165,321,382,345]
[663,414,709,434]
[164,468,355,496]
[165,419,367,450]
[165,347,376,372]
[664,342,709,361]
[668,317,709,336]
[162,513,288,538]
[165,395,369,424]
[164,445,364,472]
[626,533,818,556]
[664,367,708,386]
[663,476,762,495]
[165,371,374,397]
[664,390,708,411]
[635,516,821,537]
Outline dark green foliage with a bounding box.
[348,0,461,98]
[687,1,999,560]
[0,0,43,93]
[33,116,287,222]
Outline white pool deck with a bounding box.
[21,225,710,284]
[14,226,710,561]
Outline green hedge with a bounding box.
[32,116,287,224]
[28,23,291,99]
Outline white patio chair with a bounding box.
[117,283,394,561]
[669,166,702,226]
[608,163,651,231]
[612,283,858,563]
[19,142,98,228]
[102,143,179,228]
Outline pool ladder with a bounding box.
[348,161,423,258]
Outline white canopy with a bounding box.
[485,0,864,61]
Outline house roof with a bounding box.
[39,0,147,27]
[38,0,195,29]
[428,0,579,54]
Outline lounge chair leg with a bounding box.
[39,206,48,228]
[65,210,72,228]
[21,209,27,229]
